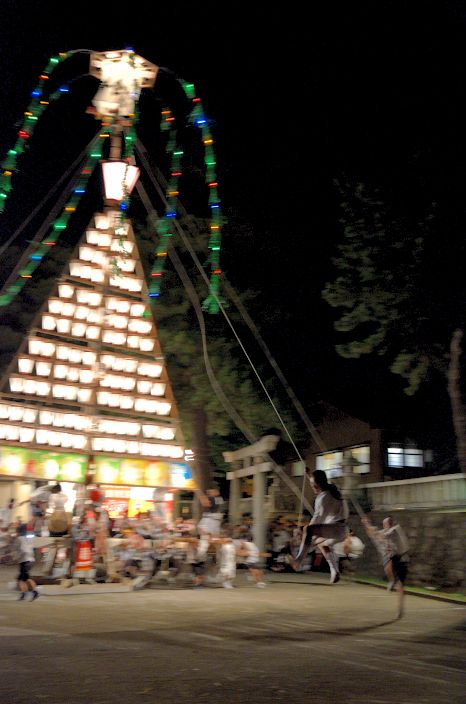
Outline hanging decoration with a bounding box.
[148,80,224,313]
[120,109,138,234]
[179,79,223,314]
[0,133,106,307]
[0,52,71,213]
[149,107,181,298]
[0,50,225,314]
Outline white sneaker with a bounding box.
[256,582,266,588]
[223,581,234,589]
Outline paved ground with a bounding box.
[0,566,465,704]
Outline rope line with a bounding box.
[221,278,326,452]
[136,148,315,516]
[0,133,101,302]
[0,135,99,259]
[136,139,303,459]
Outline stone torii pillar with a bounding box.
[223,434,281,553]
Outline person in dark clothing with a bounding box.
[14,524,39,601]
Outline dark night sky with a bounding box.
[1,1,466,456]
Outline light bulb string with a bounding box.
[0,51,72,213]
[0,131,105,308]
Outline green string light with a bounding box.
[148,107,182,298]
[179,78,224,314]
[0,133,105,308]
[0,52,71,213]
[148,81,224,311]
[1,58,225,315]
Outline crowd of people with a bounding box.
[0,470,410,616]
[0,482,268,594]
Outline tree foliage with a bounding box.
[136,215,303,482]
[322,179,466,472]
[0,206,304,490]
[322,180,452,395]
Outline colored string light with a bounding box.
[148,80,225,312]
[0,52,71,213]
[179,79,223,313]
[148,107,182,298]
[0,134,105,308]
[1,55,225,315]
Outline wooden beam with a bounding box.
[226,462,273,480]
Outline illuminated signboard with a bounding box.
[94,457,196,489]
[0,445,196,490]
[0,446,87,483]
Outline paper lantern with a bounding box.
[101,161,140,202]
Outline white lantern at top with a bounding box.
[101,161,140,203]
[90,49,158,117]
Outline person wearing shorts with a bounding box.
[15,524,39,601]
[235,539,266,588]
[361,515,409,618]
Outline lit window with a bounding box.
[316,451,343,478]
[388,445,424,468]
[349,445,370,474]
[387,447,404,468]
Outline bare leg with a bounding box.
[249,567,264,584]
[17,580,28,599]
[319,544,340,583]
[384,561,396,590]
[288,525,315,570]
[26,577,39,600]
[340,556,354,576]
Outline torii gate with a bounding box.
[224,435,316,552]
[223,434,281,553]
